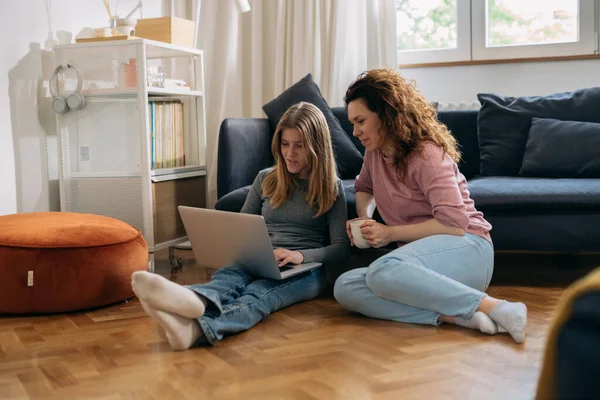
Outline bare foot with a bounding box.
[131,271,206,319]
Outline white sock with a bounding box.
[488,301,527,344]
[140,300,203,351]
[131,271,206,319]
[454,311,498,335]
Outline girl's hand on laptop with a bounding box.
[273,248,304,267]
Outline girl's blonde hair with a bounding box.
[262,102,339,217]
[344,68,460,180]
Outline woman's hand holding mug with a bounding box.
[346,217,374,249]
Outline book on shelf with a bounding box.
[148,100,185,169]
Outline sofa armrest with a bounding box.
[217,118,272,199]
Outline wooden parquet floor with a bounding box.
[1,251,597,400]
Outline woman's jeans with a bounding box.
[333,233,494,325]
[187,266,327,345]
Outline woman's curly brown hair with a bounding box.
[344,68,460,180]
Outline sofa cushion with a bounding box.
[215,186,250,213]
[342,179,358,219]
[217,118,272,199]
[437,110,480,179]
[332,107,365,155]
[468,177,600,210]
[262,74,364,180]
[520,118,600,178]
[483,210,600,252]
[477,88,600,176]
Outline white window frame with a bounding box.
[397,0,472,64]
[471,0,596,60]
[396,0,598,65]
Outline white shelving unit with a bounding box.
[53,39,208,270]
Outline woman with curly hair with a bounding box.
[333,69,528,343]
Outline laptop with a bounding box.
[178,206,323,280]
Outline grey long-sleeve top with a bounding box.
[240,169,351,265]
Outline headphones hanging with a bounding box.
[49,64,86,114]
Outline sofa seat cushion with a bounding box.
[468,177,600,210]
[481,210,600,252]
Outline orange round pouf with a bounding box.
[0,212,148,314]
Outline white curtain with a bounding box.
[171,0,397,206]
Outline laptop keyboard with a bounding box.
[279,266,294,272]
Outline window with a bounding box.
[397,0,597,64]
[472,0,596,59]
[396,0,471,63]
[487,0,578,46]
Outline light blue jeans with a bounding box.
[187,266,327,345]
[334,233,494,325]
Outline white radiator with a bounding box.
[436,101,481,111]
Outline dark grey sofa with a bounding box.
[215,106,600,253]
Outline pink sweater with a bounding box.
[354,143,492,245]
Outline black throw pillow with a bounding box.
[520,117,600,178]
[477,87,600,176]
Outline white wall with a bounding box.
[402,58,600,104]
[0,0,162,216]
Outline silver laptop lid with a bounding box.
[178,206,282,279]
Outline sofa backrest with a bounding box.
[437,110,481,179]
[331,107,481,179]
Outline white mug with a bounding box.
[349,219,371,249]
